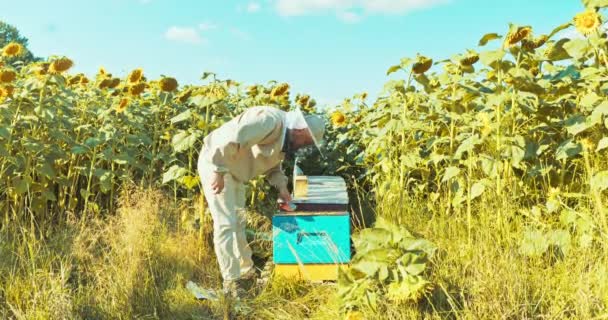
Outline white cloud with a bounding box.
[275,0,448,18]
[165,26,205,44]
[337,11,360,23]
[247,2,262,13]
[199,21,218,31]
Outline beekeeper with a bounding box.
[197,105,325,298]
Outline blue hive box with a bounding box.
[272,176,351,278]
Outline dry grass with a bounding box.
[1,181,607,319]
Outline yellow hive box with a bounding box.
[274,264,349,281]
[293,175,308,198]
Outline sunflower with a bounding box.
[68,73,84,86]
[0,85,14,100]
[296,94,310,108]
[115,98,129,113]
[2,42,24,57]
[574,10,602,36]
[331,111,347,127]
[459,52,480,66]
[246,85,259,97]
[159,77,178,92]
[504,26,531,48]
[0,69,16,83]
[271,83,290,97]
[361,92,368,100]
[48,58,74,74]
[80,76,90,85]
[108,78,121,89]
[31,62,50,77]
[522,35,548,51]
[127,68,144,84]
[412,55,433,74]
[175,88,193,103]
[128,82,146,96]
[97,78,112,89]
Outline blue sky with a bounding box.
[3,0,586,109]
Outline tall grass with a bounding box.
[1,178,607,319]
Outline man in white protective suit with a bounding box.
[197,106,325,298]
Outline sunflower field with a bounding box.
[2,1,608,319]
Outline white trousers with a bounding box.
[198,161,254,281]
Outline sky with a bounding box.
[2,0,587,109]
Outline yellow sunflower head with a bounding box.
[108,78,121,89]
[331,110,347,127]
[127,68,144,84]
[97,78,112,90]
[296,94,310,108]
[0,69,17,83]
[31,62,50,77]
[2,42,24,58]
[159,77,178,92]
[48,58,74,74]
[574,10,602,36]
[522,35,548,51]
[68,73,84,86]
[271,83,290,97]
[412,55,433,74]
[459,51,480,66]
[176,88,193,103]
[128,82,146,96]
[115,98,130,113]
[504,26,532,48]
[80,76,90,86]
[246,85,259,97]
[0,85,15,100]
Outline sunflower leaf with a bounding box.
[478,33,502,46]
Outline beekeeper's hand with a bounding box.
[278,187,292,204]
[211,172,225,194]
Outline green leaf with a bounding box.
[548,22,573,39]
[71,145,89,155]
[546,229,571,256]
[590,171,608,192]
[479,50,505,67]
[563,39,591,60]
[564,114,593,136]
[580,92,601,110]
[519,228,548,257]
[454,134,481,159]
[470,182,485,200]
[0,126,9,140]
[353,228,393,255]
[39,162,57,179]
[386,64,401,76]
[171,130,199,153]
[162,165,188,184]
[170,109,192,124]
[478,33,502,46]
[596,137,608,152]
[555,139,582,160]
[442,166,460,183]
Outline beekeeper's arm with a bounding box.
[265,163,288,192]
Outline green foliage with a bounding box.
[338,217,436,312]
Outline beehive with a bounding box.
[272,176,350,281]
